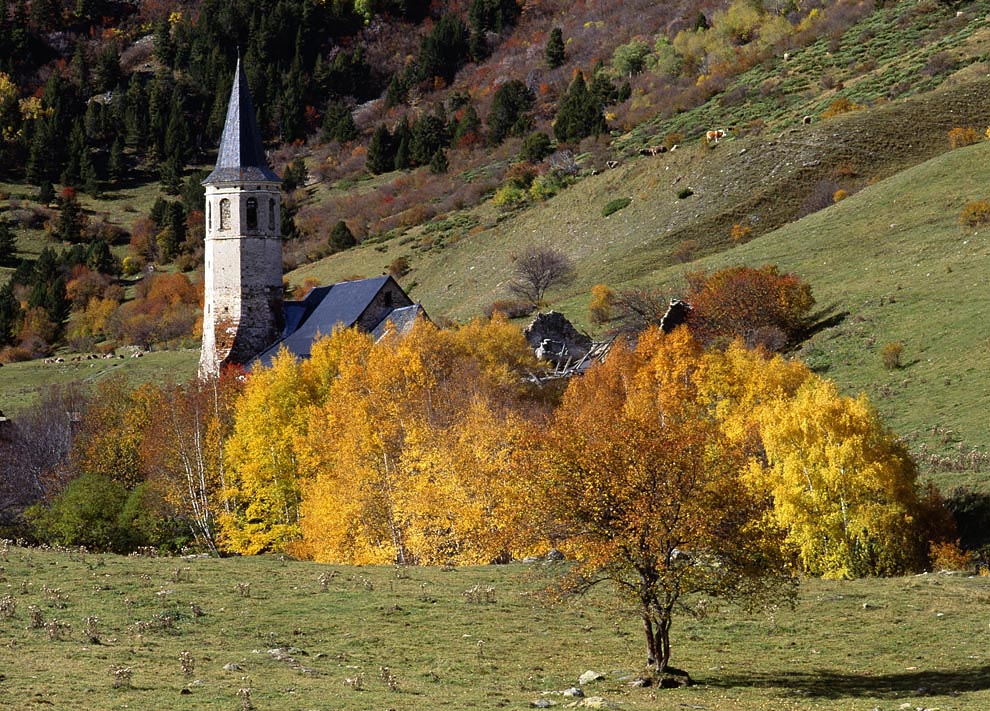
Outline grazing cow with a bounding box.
[639,145,668,156]
[605,160,619,169]
[704,129,727,145]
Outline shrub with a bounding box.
[493,184,528,210]
[731,222,752,243]
[929,539,974,572]
[821,97,862,118]
[948,127,982,149]
[881,341,903,370]
[388,256,410,278]
[602,197,631,217]
[588,283,614,324]
[959,200,990,228]
[519,132,554,163]
[833,189,848,203]
[677,187,693,199]
[484,299,534,319]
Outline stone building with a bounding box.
[199,62,423,377]
[199,58,283,378]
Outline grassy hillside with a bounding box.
[287,74,990,481]
[0,545,988,711]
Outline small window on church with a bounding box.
[246,198,258,229]
[269,198,276,230]
[207,201,211,230]
[219,198,231,231]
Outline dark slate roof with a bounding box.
[370,304,426,341]
[204,58,280,185]
[252,276,394,368]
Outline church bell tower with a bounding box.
[199,58,283,378]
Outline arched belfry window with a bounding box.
[219,198,231,231]
[246,198,258,229]
[269,198,276,230]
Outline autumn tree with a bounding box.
[525,329,794,677]
[507,244,575,306]
[685,264,814,350]
[140,374,243,555]
[751,378,932,577]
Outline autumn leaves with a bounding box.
[212,317,940,582]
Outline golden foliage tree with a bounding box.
[293,315,541,564]
[750,378,930,578]
[526,329,795,675]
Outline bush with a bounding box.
[389,256,410,278]
[833,189,848,203]
[881,341,903,370]
[821,97,862,118]
[677,187,693,199]
[484,299,535,319]
[493,184,528,210]
[602,197,631,217]
[959,200,990,228]
[948,127,981,149]
[588,283,614,324]
[519,132,554,163]
[731,222,752,243]
[929,539,974,572]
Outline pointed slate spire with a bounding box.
[204,57,280,184]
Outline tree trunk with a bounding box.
[643,614,673,673]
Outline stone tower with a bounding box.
[199,58,283,378]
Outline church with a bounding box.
[199,60,423,378]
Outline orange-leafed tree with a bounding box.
[526,328,794,677]
[685,264,814,350]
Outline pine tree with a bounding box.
[328,220,356,252]
[321,100,358,143]
[54,188,84,243]
[0,217,16,266]
[545,27,565,69]
[487,79,534,145]
[429,148,448,175]
[85,240,117,275]
[366,123,394,175]
[554,71,607,144]
[108,136,125,184]
[0,280,20,346]
[452,103,482,147]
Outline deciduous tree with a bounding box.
[525,329,795,675]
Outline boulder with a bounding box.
[578,670,605,685]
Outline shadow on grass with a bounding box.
[705,666,990,698]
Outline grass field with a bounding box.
[0,545,989,710]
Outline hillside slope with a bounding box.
[290,74,990,476]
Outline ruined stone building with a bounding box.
[199,62,422,378]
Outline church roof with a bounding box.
[204,58,280,185]
[251,276,422,368]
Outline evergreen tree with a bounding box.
[79,142,99,197]
[429,147,448,175]
[60,122,86,187]
[54,189,84,243]
[393,120,411,171]
[321,99,358,143]
[153,18,174,68]
[124,73,148,148]
[108,135,125,184]
[417,13,470,85]
[487,79,534,145]
[0,217,16,266]
[328,220,356,252]
[281,157,307,193]
[452,103,482,146]
[589,59,619,106]
[554,71,607,144]
[0,279,19,346]
[410,111,447,166]
[366,123,395,175]
[545,27,565,69]
[92,43,121,93]
[85,240,117,275]
[159,152,182,195]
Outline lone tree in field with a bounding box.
[507,244,575,306]
[527,330,795,679]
